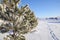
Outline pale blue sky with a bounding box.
[18,0,60,18]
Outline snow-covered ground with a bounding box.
[0,19,60,40]
[25,19,60,40]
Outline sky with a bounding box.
[18,0,60,18]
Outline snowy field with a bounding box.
[25,19,60,40]
[0,19,60,40]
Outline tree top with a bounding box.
[0,0,20,4]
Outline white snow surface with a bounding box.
[25,19,60,40]
[0,19,60,40]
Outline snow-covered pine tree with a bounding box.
[0,0,38,40]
